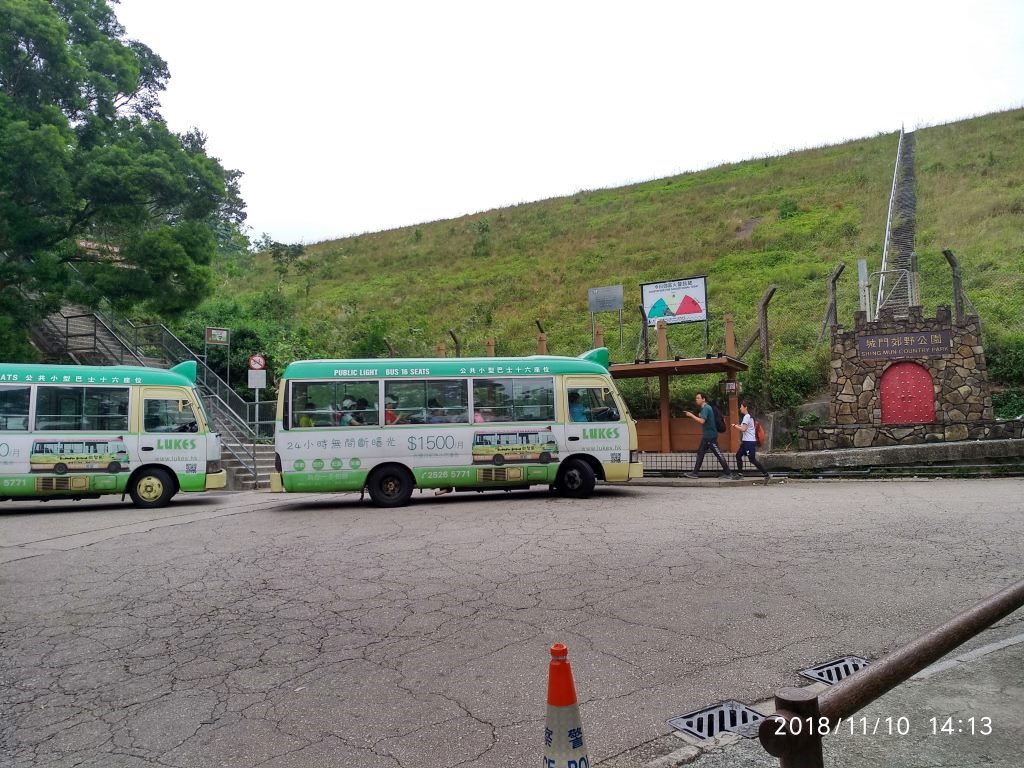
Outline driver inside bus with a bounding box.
[568,391,589,422]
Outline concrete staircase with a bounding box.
[878,131,918,318]
[222,444,276,491]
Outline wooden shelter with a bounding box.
[609,315,748,453]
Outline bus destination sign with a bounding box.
[856,330,952,360]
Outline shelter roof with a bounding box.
[608,355,747,380]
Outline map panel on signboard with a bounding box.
[641,276,707,326]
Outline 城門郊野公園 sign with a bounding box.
[856,331,952,359]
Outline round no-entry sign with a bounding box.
[248,354,266,370]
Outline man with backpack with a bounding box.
[732,400,771,485]
[682,392,734,479]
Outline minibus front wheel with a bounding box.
[129,467,176,508]
[556,458,595,499]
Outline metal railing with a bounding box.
[97,314,261,479]
[871,268,914,318]
[34,308,147,367]
[638,452,743,474]
[106,316,251,425]
[90,312,148,365]
[247,399,278,440]
[758,579,1024,766]
[875,127,904,317]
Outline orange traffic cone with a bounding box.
[544,643,590,768]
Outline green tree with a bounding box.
[0,0,246,357]
[253,234,305,286]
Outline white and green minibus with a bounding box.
[0,361,226,507]
[271,348,643,506]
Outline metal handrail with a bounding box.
[62,311,147,366]
[88,312,148,365]
[104,317,261,479]
[247,399,278,440]
[32,313,79,363]
[758,579,1024,766]
[99,313,255,434]
[201,395,259,478]
[870,268,911,318]
[875,127,905,318]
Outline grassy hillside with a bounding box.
[192,109,1024,415]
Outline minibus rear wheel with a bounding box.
[367,465,415,507]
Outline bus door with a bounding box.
[562,376,630,464]
[135,387,207,479]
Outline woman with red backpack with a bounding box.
[732,401,771,485]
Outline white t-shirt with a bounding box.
[740,413,756,442]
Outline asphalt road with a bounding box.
[2,479,1022,767]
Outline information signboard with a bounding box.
[641,276,708,326]
[588,285,624,313]
[205,327,230,346]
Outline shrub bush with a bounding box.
[778,199,800,220]
[993,389,1024,419]
[741,352,829,411]
[798,412,820,427]
[987,336,1024,386]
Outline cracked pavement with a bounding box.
[1,479,1022,767]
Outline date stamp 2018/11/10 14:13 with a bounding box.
[773,715,994,737]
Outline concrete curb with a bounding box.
[761,437,1024,471]
[628,477,780,489]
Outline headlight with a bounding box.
[629,450,640,463]
[206,460,221,473]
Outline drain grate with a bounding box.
[667,700,765,740]
[799,655,870,685]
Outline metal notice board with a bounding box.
[588,285,624,349]
[588,285,624,313]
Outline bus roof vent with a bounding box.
[578,347,609,370]
[170,360,197,383]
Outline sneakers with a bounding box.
[684,471,751,481]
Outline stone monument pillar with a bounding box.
[801,305,996,450]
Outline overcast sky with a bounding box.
[115,0,1024,245]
